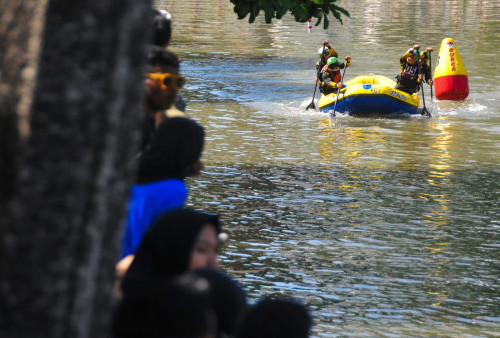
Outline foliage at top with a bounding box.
[229,0,350,29]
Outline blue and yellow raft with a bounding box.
[318,74,420,116]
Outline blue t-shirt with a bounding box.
[121,178,187,257]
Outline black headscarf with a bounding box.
[113,275,215,338]
[191,267,248,337]
[137,117,205,184]
[121,208,220,298]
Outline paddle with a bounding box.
[415,50,431,117]
[428,51,434,101]
[330,64,347,117]
[306,81,319,110]
[306,45,327,110]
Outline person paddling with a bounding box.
[320,56,351,95]
[315,40,339,82]
[306,40,340,110]
[419,48,434,87]
[395,45,433,94]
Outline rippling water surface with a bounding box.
[156,1,499,336]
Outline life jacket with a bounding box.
[317,55,331,77]
[320,68,343,94]
[323,67,342,82]
[332,71,342,83]
[321,66,342,82]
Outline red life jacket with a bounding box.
[332,71,342,83]
[323,66,342,83]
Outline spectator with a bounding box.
[151,9,172,48]
[115,117,205,297]
[142,46,186,151]
[151,8,187,117]
[120,208,223,298]
[112,273,216,338]
[122,117,205,257]
[235,296,312,338]
[191,267,248,337]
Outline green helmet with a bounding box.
[327,57,339,67]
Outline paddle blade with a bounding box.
[305,101,316,110]
[421,107,431,117]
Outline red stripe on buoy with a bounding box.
[434,75,469,100]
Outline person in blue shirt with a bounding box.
[115,117,205,285]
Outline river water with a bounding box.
[155,1,499,336]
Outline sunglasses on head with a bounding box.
[146,73,186,89]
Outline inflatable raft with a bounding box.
[318,74,420,116]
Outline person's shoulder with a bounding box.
[151,178,186,188]
[165,107,186,118]
[135,178,186,193]
[146,180,188,203]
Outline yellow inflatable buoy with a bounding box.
[433,37,469,100]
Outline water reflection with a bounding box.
[156,0,500,335]
[317,117,388,234]
[361,0,382,45]
[420,119,453,307]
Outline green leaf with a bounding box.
[275,5,288,19]
[262,1,274,23]
[321,4,330,15]
[280,0,295,7]
[228,0,349,27]
[249,1,260,23]
[230,0,251,20]
[294,4,308,19]
[314,16,323,27]
[331,4,350,17]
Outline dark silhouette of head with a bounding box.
[151,9,172,47]
[113,273,216,338]
[147,45,179,69]
[236,296,312,338]
[191,267,248,337]
[137,117,205,183]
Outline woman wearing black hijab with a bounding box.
[121,208,221,298]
